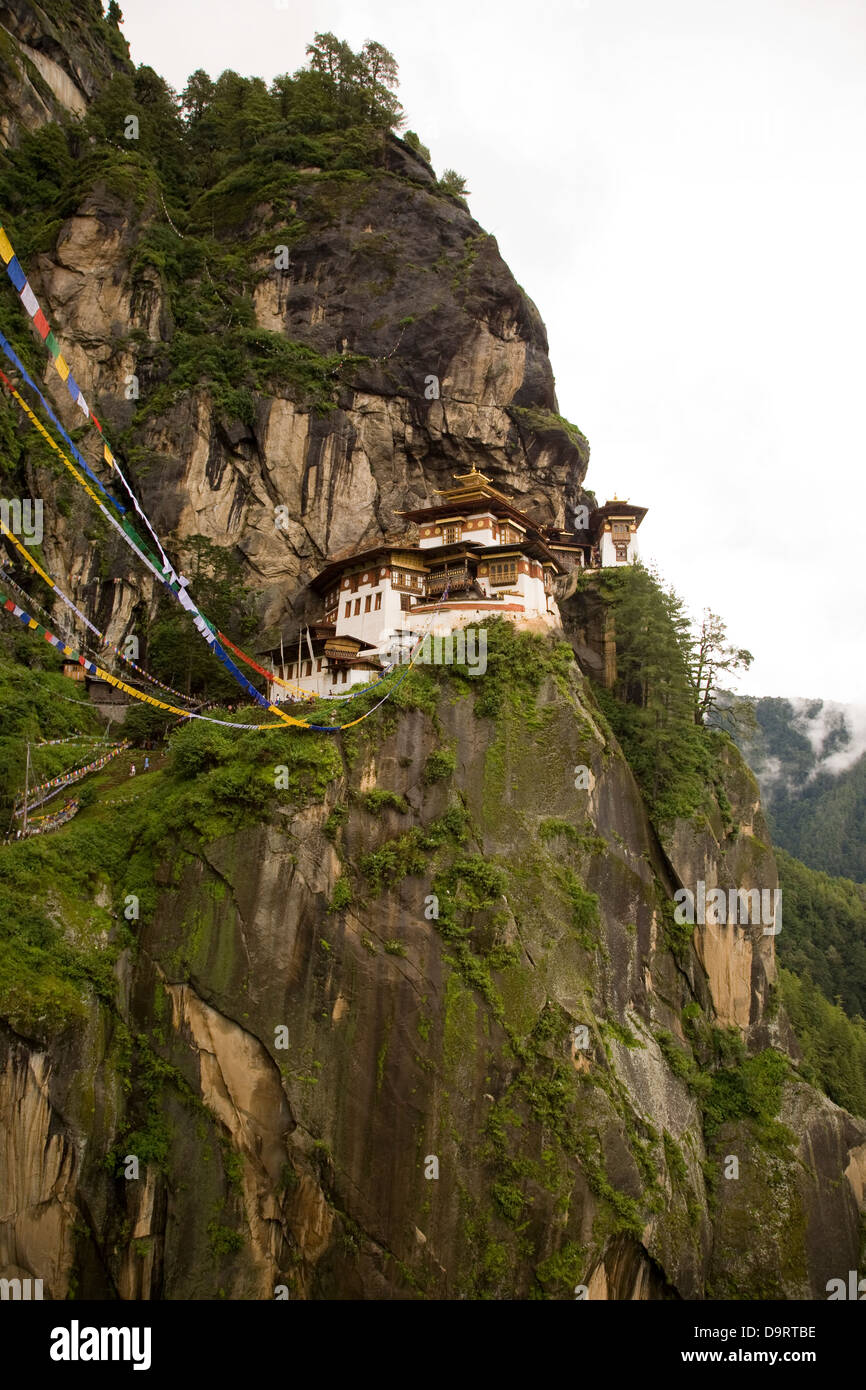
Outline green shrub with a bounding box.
[329,877,352,912]
[491,1180,527,1224]
[323,804,349,840]
[702,1049,794,1150]
[359,830,428,894]
[419,803,471,847]
[534,1242,588,1296]
[402,130,431,162]
[559,868,600,947]
[438,168,469,198]
[662,1129,688,1186]
[538,817,581,844]
[359,788,409,815]
[207,1220,244,1257]
[423,748,456,784]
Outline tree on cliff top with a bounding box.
[302,33,404,129]
[170,36,407,191]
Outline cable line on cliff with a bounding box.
[0,353,298,722]
[0,520,199,705]
[0,228,382,712]
[0,228,298,719]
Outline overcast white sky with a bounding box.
[114,0,866,702]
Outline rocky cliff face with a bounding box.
[0,0,128,149]
[17,162,589,644]
[2,650,865,1299]
[1,6,864,1301]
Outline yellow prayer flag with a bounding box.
[103,444,114,467]
[0,227,14,264]
[55,355,70,382]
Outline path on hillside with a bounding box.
[7,746,169,840]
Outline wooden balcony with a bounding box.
[425,567,471,596]
[487,567,518,587]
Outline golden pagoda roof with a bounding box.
[433,467,513,505]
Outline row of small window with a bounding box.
[287,658,325,676]
[332,569,422,602]
[345,592,383,618]
[285,660,351,684]
[441,524,522,545]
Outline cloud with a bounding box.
[788,698,866,779]
[757,754,785,789]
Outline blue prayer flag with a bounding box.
[6,257,26,292]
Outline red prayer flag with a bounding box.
[33,309,50,339]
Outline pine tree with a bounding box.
[689,609,753,725]
[360,40,403,126]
